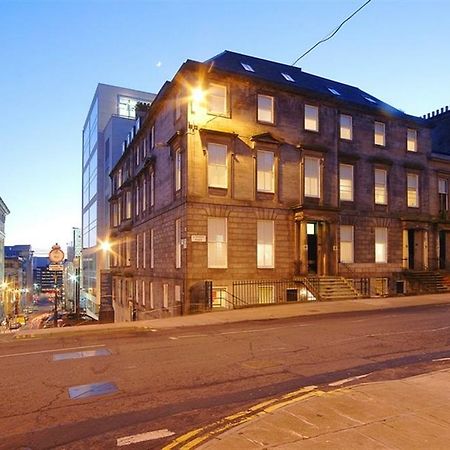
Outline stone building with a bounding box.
[109,51,450,321]
[0,196,10,319]
[425,107,450,271]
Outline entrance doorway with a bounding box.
[307,222,318,274]
[439,231,447,270]
[408,230,415,270]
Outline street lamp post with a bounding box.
[48,244,65,328]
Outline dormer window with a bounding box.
[364,96,377,104]
[281,73,295,82]
[241,63,254,72]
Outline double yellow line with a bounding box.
[163,385,324,450]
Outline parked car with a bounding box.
[15,315,27,326]
[9,320,22,330]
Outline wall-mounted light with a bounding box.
[191,87,205,113]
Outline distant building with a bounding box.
[5,245,33,304]
[81,84,155,320]
[109,50,450,321]
[4,256,25,315]
[0,196,10,318]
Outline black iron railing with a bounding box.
[232,279,315,308]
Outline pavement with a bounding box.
[12,291,450,338]
[198,368,450,449]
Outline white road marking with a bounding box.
[220,324,309,336]
[0,344,106,359]
[173,334,208,339]
[328,373,371,387]
[368,325,450,338]
[433,357,450,362]
[117,429,175,446]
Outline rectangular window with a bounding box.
[407,173,419,207]
[304,156,320,198]
[150,229,154,268]
[339,164,354,201]
[163,284,169,309]
[407,129,417,152]
[207,83,227,115]
[340,225,354,263]
[257,94,274,123]
[304,105,319,131]
[375,169,388,205]
[175,218,181,269]
[150,171,155,207]
[142,178,147,212]
[212,287,227,308]
[142,280,146,306]
[143,231,147,269]
[126,191,132,219]
[118,96,138,119]
[208,217,227,268]
[257,150,275,193]
[439,178,448,212]
[136,233,140,268]
[374,121,386,146]
[257,220,275,268]
[150,282,154,309]
[135,184,140,217]
[258,286,275,304]
[208,143,228,188]
[175,285,181,303]
[135,279,140,305]
[125,238,131,266]
[143,136,148,157]
[150,125,155,149]
[175,149,182,191]
[375,227,388,263]
[340,114,352,140]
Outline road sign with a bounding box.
[49,264,63,271]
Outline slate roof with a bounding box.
[202,51,424,124]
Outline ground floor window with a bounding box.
[258,285,274,304]
[373,278,389,296]
[163,283,169,309]
[212,287,227,308]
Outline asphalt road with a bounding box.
[1,303,450,450]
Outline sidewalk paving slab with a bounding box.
[199,368,450,450]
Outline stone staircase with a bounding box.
[301,276,362,301]
[403,271,450,293]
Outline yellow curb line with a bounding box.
[162,385,321,450]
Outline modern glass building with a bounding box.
[81,84,155,319]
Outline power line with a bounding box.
[292,0,373,66]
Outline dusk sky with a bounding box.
[1,0,449,255]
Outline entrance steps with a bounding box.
[298,276,362,301]
[403,271,450,293]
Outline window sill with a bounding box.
[207,111,231,119]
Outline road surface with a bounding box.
[0,302,449,449]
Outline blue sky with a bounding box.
[1,0,449,254]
